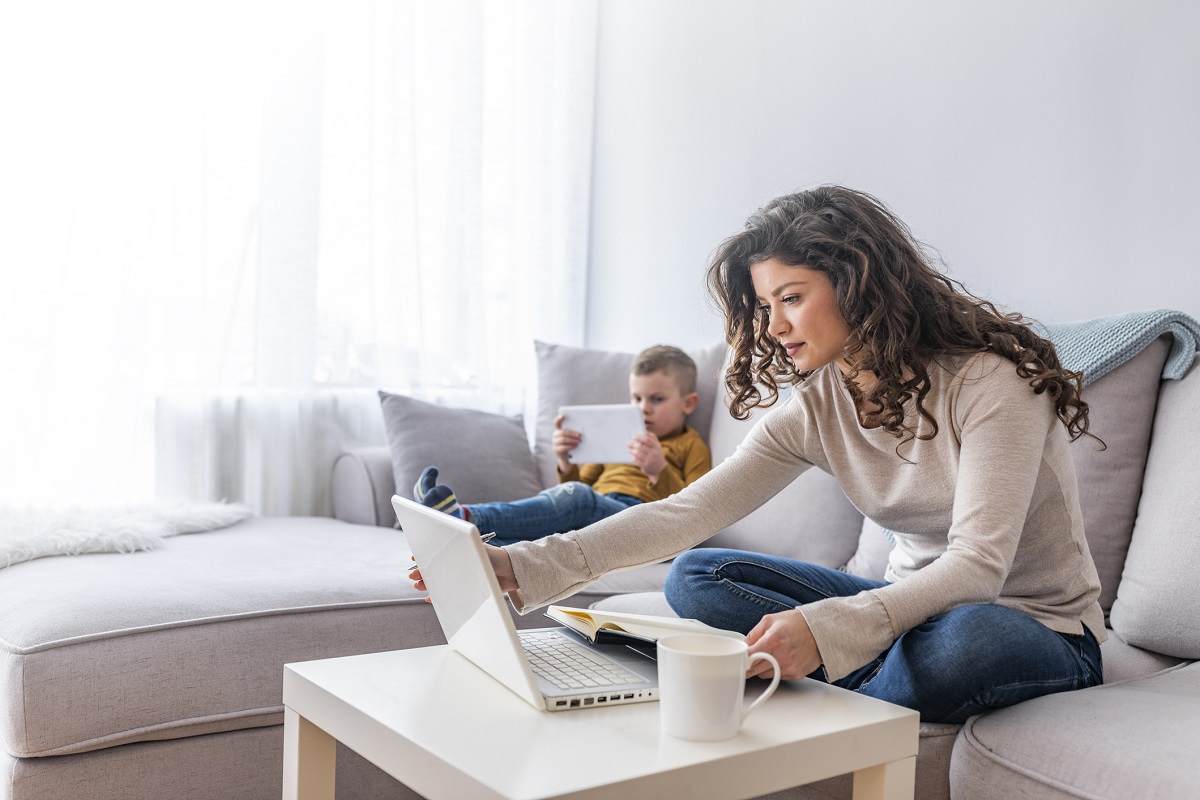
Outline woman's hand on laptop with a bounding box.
[407,545,520,598]
[407,559,431,602]
[486,544,520,592]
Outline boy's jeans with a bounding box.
[468,482,641,544]
[664,548,1103,724]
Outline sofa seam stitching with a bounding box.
[13,705,284,759]
[0,598,424,655]
[959,716,1106,800]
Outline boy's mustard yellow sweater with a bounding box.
[557,426,711,502]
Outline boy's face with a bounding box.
[629,370,699,439]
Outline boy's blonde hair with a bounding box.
[632,345,698,395]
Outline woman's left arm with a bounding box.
[800,361,1058,681]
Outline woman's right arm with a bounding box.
[504,397,818,612]
[488,544,519,593]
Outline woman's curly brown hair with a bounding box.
[707,186,1093,445]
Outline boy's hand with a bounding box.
[552,414,581,474]
[628,433,666,484]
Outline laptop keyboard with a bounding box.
[519,631,644,690]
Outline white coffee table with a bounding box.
[283,646,918,800]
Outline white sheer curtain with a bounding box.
[0,0,597,514]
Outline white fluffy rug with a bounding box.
[0,501,253,569]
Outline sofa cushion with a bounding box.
[0,517,435,757]
[1068,336,1169,614]
[0,725,420,800]
[1110,355,1200,658]
[379,391,543,521]
[843,517,893,580]
[1099,628,1188,684]
[590,590,678,617]
[532,340,727,488]
[950,661,1200,799]
[0,515,677,759]
[567,563,675,605]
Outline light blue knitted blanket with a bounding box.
[1037,309,1200,387]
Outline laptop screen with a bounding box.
[393,496,543,706]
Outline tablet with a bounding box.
[558,404,645,465]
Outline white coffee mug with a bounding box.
[657,634,782,742]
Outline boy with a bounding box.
[413,345,712,544]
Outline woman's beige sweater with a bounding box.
[504,352,1106,681]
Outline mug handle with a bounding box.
[741,652,782,723]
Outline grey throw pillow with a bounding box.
[378,392,544,515]
[1068,336,1169,614]
[1110,354,1200,659]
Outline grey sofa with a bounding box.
[2,335,1197,799]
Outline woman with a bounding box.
[413,186,1105,723]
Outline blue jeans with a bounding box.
[664,548,1103,724]
[468,482,641,545]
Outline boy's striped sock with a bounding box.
[412,466,470,521]
[413,466,439,504]
[422,485,464,519]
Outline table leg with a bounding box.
[851,756,915,800]
[283,707,337,800]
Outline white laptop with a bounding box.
[393,496,659,711]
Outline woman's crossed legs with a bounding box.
[664,548,1102,724]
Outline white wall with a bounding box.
[585,0,1200,353]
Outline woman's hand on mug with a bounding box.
[745,608,822,680]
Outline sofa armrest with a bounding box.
[331,447,397,528]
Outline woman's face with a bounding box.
[750,257,854,375]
